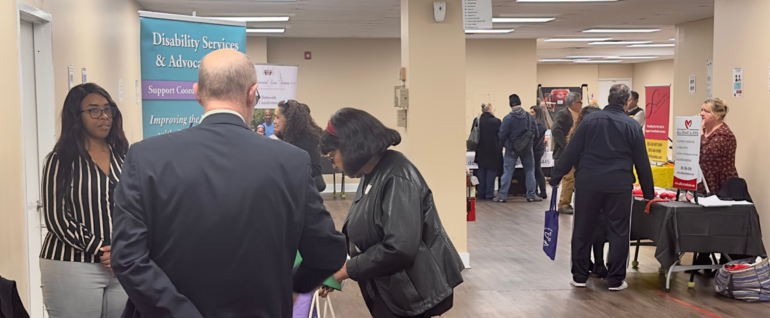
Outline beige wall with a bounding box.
[713,0,770,250]
[674,18,714,119]
[49,0,143,143]
[466,39,537,126]
[0,0,142,305]
[266,38,404,147]
[0,0,31,303]
[247,36,267,64]
[599,64,634,79]
[632,60,675,113]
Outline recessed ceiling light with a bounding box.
[246,28,286,34]
[213,17,290,22]
[627,43,675,48]
[583,29,661,33]
[492,18,555,23]
[544,38,612,42]
[617,56,657,59]
[574,60,623,63]
[539,59,574,62]
[465,29,515,34]
[588,41,653,45]
[518,0,619,2]
[567,55,620,59]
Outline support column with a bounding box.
[712,0,770,250]
[401,0,468,264]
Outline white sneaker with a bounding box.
[609,281,628,291]
[570,280,587,288]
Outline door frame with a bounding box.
[17,2,55,316]
[598,78,633,108]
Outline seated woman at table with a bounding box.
[698,98,738,196]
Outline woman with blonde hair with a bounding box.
[698,98,738,196]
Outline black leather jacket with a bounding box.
[343,150,465,316]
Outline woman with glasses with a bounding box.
[317,108,464,318]
[273,100,326,192]
[39,83,129,318]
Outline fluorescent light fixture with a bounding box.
[574,60,623,63]
[544,38,612,42]
[518,0,619,2]
[539,59,574,62]
[212,17,290,22]
[670,38,676,41]
[246,28,285,34]
[617,56,657,59]
[492,18,555,23]
[567,55,619,59]
[465,29,515,34]
[627,43,675,48]
[588,41,653,45]
[583,29,662,33]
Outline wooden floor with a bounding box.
[319,193,769,318]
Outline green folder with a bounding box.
[294,252,343,291]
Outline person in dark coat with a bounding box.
[473,103,503,200]
[111,50,348,318]
[551,92,583,214]
[529,105,549,199]
[550,83,654,291]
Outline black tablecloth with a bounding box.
[630,200,766,269]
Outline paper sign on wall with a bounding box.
[67,64,74,89]
[673,116,702,191]
[689,75,696,95]
[706,60,713,99]
[81,68,87,84]
[463,0,493,30]
[733,68,743,97]
[118,79,124,102]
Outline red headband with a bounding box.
[326,120,338,136]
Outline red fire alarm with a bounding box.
[304,51,312,60]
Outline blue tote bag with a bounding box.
[543,186,560,260]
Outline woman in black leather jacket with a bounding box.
[318,108,464,318]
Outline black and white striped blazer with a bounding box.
[39,148,124,263]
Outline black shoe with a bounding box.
[538,193,548,199]
[493,198,507,203]
[527,197,543,202]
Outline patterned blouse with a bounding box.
[698,123,738,195]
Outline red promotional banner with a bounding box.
[644,85,671,162]
[644,85,671,141]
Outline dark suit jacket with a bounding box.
[472,112,502,172]
[112,113,347,318]
[551,108,574,160]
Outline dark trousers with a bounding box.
[573,188,632,287]
[534,149,547,196]
[476,167,497,200]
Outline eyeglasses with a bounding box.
[325,153,336,165]
[81,107,117,119]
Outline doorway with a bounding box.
[18,3,56,317]
[598,78,633,108]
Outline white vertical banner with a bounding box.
[254,64,298,109]
[463,0,492,30]
[706,60,713,99]
[673,116,702,191]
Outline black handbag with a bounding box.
[513,130,533,153]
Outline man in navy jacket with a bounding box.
[550,83,654,291]
[496,94,541,203]
[111,49,347,318]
